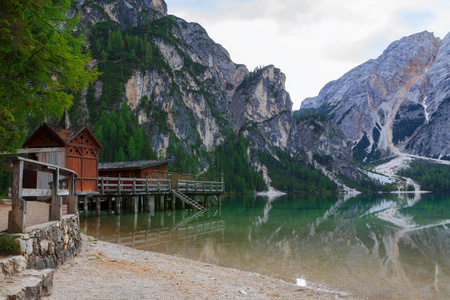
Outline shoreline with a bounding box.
[44,234,349,299]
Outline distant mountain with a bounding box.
[66,0,357,193]
[301,31,450,161]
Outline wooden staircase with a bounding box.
[209,195,219,206]
[172,190,207,211]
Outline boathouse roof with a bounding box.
[98,159,172,171]
[22,109,103,149]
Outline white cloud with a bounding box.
[168,0,450,110]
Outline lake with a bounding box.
[80,193,450,299]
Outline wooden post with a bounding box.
[8,159,26,233]
[115,196,121,215]
[160,195,164,211]
[67,173,78,214]
[95,197,101,217]
[133,197,139,214]
[150,195,155,215]
[171,195,175,210]
[118,174,122,195]
[140,196,144,212]
[146,195,151,212]
[108,197,112,213]
[133,214,138,231]
[50,168,62,221]
[84,197,88,219]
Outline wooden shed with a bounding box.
[98,160,172,179]
[98,160,195,187]
[22,111,103,193]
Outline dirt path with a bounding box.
[44,235,348,300]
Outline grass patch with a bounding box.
[0,234,21,256]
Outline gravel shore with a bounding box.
[44,234,347,299]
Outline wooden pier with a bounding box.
[78,176,224,218]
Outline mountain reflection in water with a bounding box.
[81,193,450,299]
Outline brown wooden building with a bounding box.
[22,111,103,193]
[98,160,195,187]
[98,160,171,178]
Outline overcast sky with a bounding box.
[167,0,450,110]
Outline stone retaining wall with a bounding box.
[15,214,81,269]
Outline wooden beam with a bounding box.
[0,147,65,155]
[50,168,62,221]
[8,160,26,233]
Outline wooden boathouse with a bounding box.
[7,110,224,233]
[21,110,103,193]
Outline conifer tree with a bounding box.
[127,136,137,161]
[0,0,98,152]
[116,147,125,162]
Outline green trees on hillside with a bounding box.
[0,0,98,152]
[259,151,337,194]
[94,102,157,162]
[202,130,267,194]
[398,160,450,192]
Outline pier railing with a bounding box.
[98,177,224,195]
[8,156,78,233]
[98,177,172,195]
[176,180,224,193]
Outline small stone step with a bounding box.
[0,269,53,300]
[0,256,28,283]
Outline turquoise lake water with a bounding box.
[81,193,450,299]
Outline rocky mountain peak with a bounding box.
[300,30,450,161]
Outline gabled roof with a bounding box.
[99,160,172,171]
[23,109,103,149]
[23,123,103,149]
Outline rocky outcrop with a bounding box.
[230,66,295,152]
[405,98,450,158]
[294,115,358,180]
[301,31,450,160]
[72,0,167,29]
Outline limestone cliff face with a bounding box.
[230,66,294,152]
[301,31,450,160]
